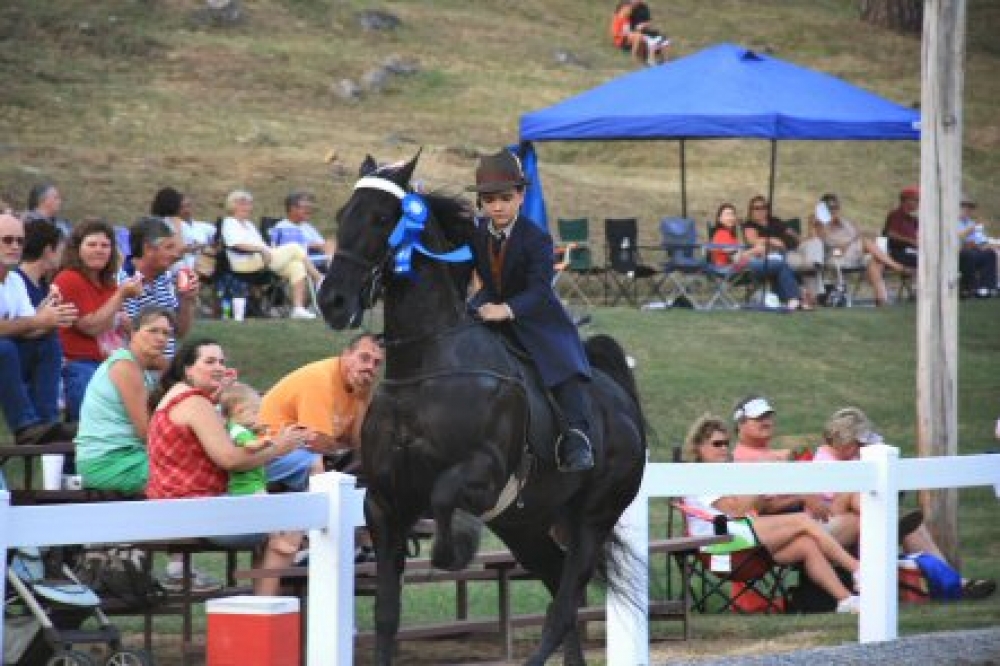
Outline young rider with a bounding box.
[467,149,594,473]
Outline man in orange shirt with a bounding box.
[259,333,383,490]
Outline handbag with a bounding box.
[194,246,219,280]
[74,546,164,610]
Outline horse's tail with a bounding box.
[584,334,641,409]
[593,526,647,617]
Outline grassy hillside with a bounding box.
[2,0,998,245]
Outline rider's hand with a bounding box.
[478,303,513,322]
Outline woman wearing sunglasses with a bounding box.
[681,413,862,613]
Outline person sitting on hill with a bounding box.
[809,192,911,307]
[744,195,823,308]
[0,213,78,446]
[816,407,996,600]
[220,189,321,320]
[269,191,333,274]
[710,203,805,310]
[24,182,72,238]
[610,1,669,67]
[682,413,862,614]
[956,193,997,298]
[883,185,919,270]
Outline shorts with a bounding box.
[79,449,148,494]
[266,448,320,491]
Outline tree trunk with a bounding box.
[860,0,923,33]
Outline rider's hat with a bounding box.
[467,149,529,194]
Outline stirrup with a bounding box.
[557,429,594,472]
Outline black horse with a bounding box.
[319,153,647,666]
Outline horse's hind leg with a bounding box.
[366,493,412,666]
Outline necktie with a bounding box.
[490,231,506,257]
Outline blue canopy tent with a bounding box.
[520,43,920,217]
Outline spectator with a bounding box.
[269,190,333,274]
[53,218,143,421]
[220,189,319,320]
[956,194,997,298]
[710,203,805,310]
[884,185,919,270]
[24,182,72,237]
[610,1,668,67]
[745,195,823,308]
[810,193,910,306]
[75,306,175,493]
[258,333,384,490]
[0,213,78,445]
[146,338,307,595]
[119,216,198,360]
[17,220,66,308]
[177,194,217,272]
[682,413,862,613]
[219,382,273,496]
[818,407,996,600]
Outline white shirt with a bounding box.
[0,270,36,321]
[271,219,325,252]
[221,217,266,265]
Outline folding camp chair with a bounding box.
[672,501,793,614]
[553,217,602,306]
[658,217,709,309]
[603,217,663,307]
[702,222,758,309]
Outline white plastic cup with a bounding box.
[41,454,65,491]
[232,297,247,322]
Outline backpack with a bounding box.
[910,552,962,600]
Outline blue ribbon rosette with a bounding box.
[387,193,472,278]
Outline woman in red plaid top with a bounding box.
[147,338,309,594]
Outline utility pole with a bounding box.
[917,0,965,566]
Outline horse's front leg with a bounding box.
[429,450,500,571]
[366,494,410,666]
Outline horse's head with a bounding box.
[320,153,420,329]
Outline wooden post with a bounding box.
[917,0,965,566]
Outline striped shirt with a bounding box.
[117,267,179,357]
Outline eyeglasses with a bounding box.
[706,438,730,448]
[1,235,25,247]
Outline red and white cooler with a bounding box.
[207,596,301,666]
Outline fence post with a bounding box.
[0,491,10,652]
[606,482,649,666]
[859,444,899,643]
[307,472,362,665]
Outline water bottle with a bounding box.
[619,236,631,263]
[221,295,232,320]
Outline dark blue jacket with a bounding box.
[469,214,590,387]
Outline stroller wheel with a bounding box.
[105,649,154,666]
[45,650,97,666]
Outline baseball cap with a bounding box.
[734,397,774,421]
[900,185,920,199]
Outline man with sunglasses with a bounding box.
[0,213,79,446]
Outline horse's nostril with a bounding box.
[332,294,345,309]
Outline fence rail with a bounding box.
[3,447,998,665]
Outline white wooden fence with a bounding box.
[3,445,998,665]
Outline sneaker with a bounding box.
[290,306,317,320]
[158,568,223,594]
[962,578,997,600]
[836,594,861,614]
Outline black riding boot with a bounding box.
[551,377,595,472]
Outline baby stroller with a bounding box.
[4,547,153,666]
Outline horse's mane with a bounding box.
[421,190,476,251]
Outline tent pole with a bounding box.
[768,140,777,207]
[679,140,687,218]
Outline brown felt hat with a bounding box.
[467,149,528,194]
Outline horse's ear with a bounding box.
[360,155,378,177]
[394,149,422,186]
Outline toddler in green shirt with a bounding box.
[219,383,272,495]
